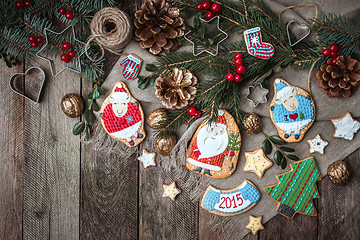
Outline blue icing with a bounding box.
[203,189,221,211]
[241,182,260,203]
[273,95,314,124]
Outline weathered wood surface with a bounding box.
[0,0,360,239]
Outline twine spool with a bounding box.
[85,7,133,62]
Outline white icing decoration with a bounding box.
[138,149,156,168]
[331,112,360,140]
[307,134,328,154]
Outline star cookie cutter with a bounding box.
[286,20,311,47]
[245,82,269,107]
[9,66,46,104]
[184,16,228,57]
[36,25,86,77]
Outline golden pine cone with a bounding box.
[327,160,351,186]
[316,55,360,98]
[155,68,198,109]
[134,0,185,55]
[242,113,262,134]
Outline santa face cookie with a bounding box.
[270,78,315,142]
[186,109,241,179]
[100,81,146,147]
[201,180,260,216]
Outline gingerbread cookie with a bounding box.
[162,182,181,201]
[186,109,241,179]
[100,81,146,147]
[246,215,264,235]
[244,27,275,59]
[331,112,360,140]
[270,78,315,143]
[263,157,321,219]
[243,148,273,178]
[307,134,328,155]
[137,149,156,168]
[201,180,260,216]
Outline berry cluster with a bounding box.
[226,53,246,82]
[28,34,43,48]
[322,44,339,66]
[15,0,32,9]
[59,7,74,20]
[196,1,221,20]
[60,42,76,63]
[187,106,201,118]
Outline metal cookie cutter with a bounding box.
[286,20,311,47]
[9,66,46,104]
[245,82,269,107]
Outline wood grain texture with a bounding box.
[0,61,24,240]
[22,57,80,239]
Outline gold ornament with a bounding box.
[155,134,177,156]
[61,93,84,118]
[242,113,262,134]
[147,108,168,128]
[327,160,351,186]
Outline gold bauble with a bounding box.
[327,160,351,186]
[147,108,168,128]
[155,134,177,156]
[61,93,84,118]
[242,113,262,134]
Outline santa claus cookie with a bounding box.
[100,82,146,147]
[270,78,315,143]
[186,109,241,179]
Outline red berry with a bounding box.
[226,73,234,81]
[31,42,38,48]
[62,42,71,50]
[61,53,71,63]
[59,7,66,15]
[329,44,338,52]
[236,65,246,74]
[28,35,36,43]
[234,58,243,66]
[65,11,74,20]
[229,152,235,156]
[196,3,203,10]
[330,58,337,66]
[205,11,214,20]
[211,3,221,13]
[358,43,360,50]
[15,1,23,9]
[187,106,197,115]
[194,110,201,118]
[322,49,330,57]
[202,0,210,10]
[24,0,32,7]
[36,36,44,44]
[68,50,76,58]
[234,74,242,82]
[234,53,242,60]
[330,51,337,58]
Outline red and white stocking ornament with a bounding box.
[244,27,274,59]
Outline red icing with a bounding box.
[289,113,298,120]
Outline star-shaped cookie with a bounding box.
[246,215,264,235]
[137,149,156,168]
[307,134,328,154]
[331,112,360,140]
[162,182,181,201]
[243,148,273,178]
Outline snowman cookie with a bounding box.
[270,78,315,143]
[100,81,146,147]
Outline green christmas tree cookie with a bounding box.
[263,157,321,219]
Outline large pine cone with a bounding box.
[155,68,198,109]
[134,0,185,55]
[316,55,360,98]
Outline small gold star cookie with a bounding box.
[331,112,360,140]
[137,149,156,168]
[162,182,181,201]
[246,215,264,235]
[243,148,273,178]
[307,134,328,154]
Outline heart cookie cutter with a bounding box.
[9,66,46,104]
[286,20,311,47]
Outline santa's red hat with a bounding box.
[111,83,129,101]
[215,110,227,129]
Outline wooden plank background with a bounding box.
[0,0,359,239]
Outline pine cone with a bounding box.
[155,68,198,109]
[134,0,185,55]
[316,55,360,98]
